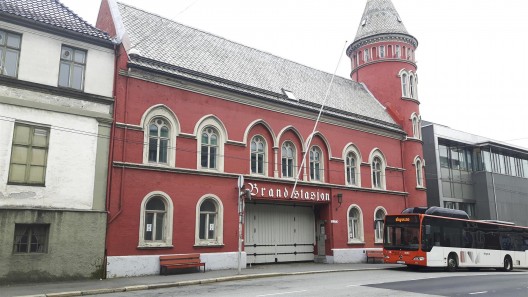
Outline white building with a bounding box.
[0,0,114,283]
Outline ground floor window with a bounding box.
[13,224,49,253]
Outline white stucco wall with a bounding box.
[106,252,246,278]
[0,103,99,210]
[332,248,377,263]
[0,21,114,98]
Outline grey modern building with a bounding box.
[422,122,528,227]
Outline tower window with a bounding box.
[379,46,385,58]
[363,49,370,62]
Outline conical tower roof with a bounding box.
[353,0,414,43]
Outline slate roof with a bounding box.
[354,0,412,42]
[0,0,111,41]
[117,3,401,131]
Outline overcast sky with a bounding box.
[62,0,528,149]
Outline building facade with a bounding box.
[96,0,426,278]
[422,122,528,227]
[0,0,114,283]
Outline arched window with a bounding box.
[309,146,323,181]
[411,113,421,139]
[372,157,383,189]
[415,157,424,187]
[363,48,370,62]
[138,193,173,248]
[374,208,387,243]
[251,136,266,175]
[195,196,223,245]
[394,45,401,58]
[348,205,363,242]
[346,152,358,186]
[401,72,408,97]
[148,118,170,164]
[201,127,219,169]
[409,74,415,98]
[281,141,296,178]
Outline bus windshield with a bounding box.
[384,220,420,251]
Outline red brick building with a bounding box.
[97,0,426,277]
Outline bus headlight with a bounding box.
[413,257,424,261]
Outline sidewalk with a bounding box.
[2,262,398,297]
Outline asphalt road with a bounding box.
[101,268,528,297]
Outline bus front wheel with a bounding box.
[502,256,513,272]
[446,254,458,272]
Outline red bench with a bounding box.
[366,250,384,263]
[159,253,205,275]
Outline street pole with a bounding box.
[237,175,244,274]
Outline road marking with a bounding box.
[257,290,308,297]
[469,291,488,295]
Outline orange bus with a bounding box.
[383,207,528,271]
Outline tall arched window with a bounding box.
[401,73,408,97]
[195,196,223,246]
[372,157,383,189]
[148,118,170,163]
[374,208,386,243]
[201,127,218,169]
[348,205,363,242]
[409,74,415,98]
[251,136,266,175]
[411,113,421,139]
[138,192,173,248]
[346,152,358,186]
[199,199,218,241]
[309,146,323,181]
[281,141,296,178]
[415,157,424,187]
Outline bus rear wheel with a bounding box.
[446,254,458,272]
[502,256,513,272]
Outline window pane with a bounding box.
[160,126,169,138]
[149,124,158,135]
[14,125,30,144]
[257,154,264,174]
[159,139,168,163]
[209,147,217,168]
[201,133,208,143]
[146,198,165,210]
[31,148,46,166]
[210,134,217,145]
[7,33,21,49]
[74,50,86,63]
[58,62,70,87]
[144,213,153,240]
[11,146,28,163]
[0,31,5,45]
[5,49,19,77]
[199,214,206,239]
[251,153,257,173]
[155,213,164,240]
[200,199,216,212]
[148,138,157,162]
[33,129,48,147]
[71,65,84,89]
[9,164,26,182]
[208,214,216,239]
[61,47,73,60]
[28,166,45,183]
[200,146,208,167]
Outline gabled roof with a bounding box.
[0,0,111,42]
[115,2,401,131]
[353,0,413,43]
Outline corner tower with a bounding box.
[348,0,426,208]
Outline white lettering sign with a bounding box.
[331,220,339,224]
[146,224,152,232]
[246,183,330,202]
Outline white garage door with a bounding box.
[245,203,315,264]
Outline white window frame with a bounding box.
[195,117,226,172]
[410,112,421,140]
[369,149,387,190]
[58,45,87,90]
[414,156,424,188]
[343,144,362,187]
[347,204,364,243]
[141,105,178,167]
[374,207,387,243]
[0,29,22,77]
[8,122,50,185]
[363,48,370,62]
[250,135,267,175]
[138,191,173,248]
[400,71,409,97]
[281,141,297,178]
[379,45,385,58]
[309,146,323,182]
[394,45,401,58]
[195,195,224,246]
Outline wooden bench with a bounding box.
[159,254,205,275]
[366,250,384,263]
